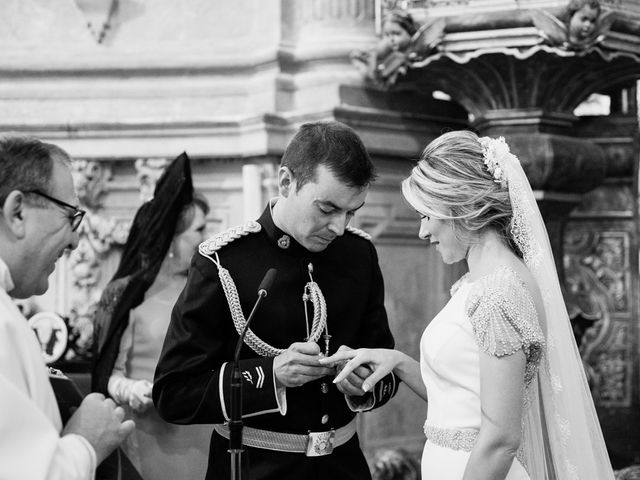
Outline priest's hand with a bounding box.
[63,392,135,464]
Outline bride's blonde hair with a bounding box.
[402,130,515,249]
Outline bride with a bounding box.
[320,131,615,479]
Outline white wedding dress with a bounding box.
[420,266,543,480]
[414,136,615,480]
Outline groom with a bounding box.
[154,121,399,479]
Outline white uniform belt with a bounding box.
[214,418,357,456]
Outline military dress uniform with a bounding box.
[153,204,398,480]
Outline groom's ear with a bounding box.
[278,167,295,197]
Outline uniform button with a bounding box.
[321,383,329,394]
[321,414,329,425]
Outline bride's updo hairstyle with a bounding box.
[401,130,515,249]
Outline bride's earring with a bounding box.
[168,240,177,260]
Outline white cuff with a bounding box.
[108,373,153,411]
[273,371,287,415]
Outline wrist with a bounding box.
[107,374,132,404]
[391,350,410,376]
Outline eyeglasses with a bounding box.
[26,190,86,232]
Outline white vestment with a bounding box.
[0,257,96,480]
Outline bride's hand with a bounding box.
[323,345,372,396]
[320,347,399,393]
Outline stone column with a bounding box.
[269,0,377,147]
[242,164,264,222]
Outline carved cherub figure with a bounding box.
[567,0,601,44]
[351,9,444,88]
[531,0,616,51]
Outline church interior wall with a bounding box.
[5,0,640,471]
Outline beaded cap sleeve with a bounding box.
[465,266,545,386]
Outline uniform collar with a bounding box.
[258,200,317,257]
[0,257,15,293]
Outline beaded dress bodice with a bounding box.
[419,266,544,479]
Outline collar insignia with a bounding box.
[277,234,290,249]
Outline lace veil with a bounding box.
[482,137,615,480]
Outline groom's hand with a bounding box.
[273,341,334,388]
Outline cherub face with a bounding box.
[569,5,599,41]
[382,20,412,52]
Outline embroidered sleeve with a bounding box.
[466,268,545,384]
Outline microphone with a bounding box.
[257,267,277,297]
[229,268,278,480]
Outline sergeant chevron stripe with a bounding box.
[256,366,265,389]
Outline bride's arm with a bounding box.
[388,350,427,401]
[462,349,526,480]
[320,348,427,402]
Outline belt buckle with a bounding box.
[305,429,335,457]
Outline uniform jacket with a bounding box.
[153,204,398,479]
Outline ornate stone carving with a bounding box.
[66,159,129,361]
[564,227,632,407]
[74,0,119,44]
[351,9,444,88]
[408,50,640,120]
[355,3,640,120]
[565,229,628,317]
[596,347,630,405]
[531,3,617,51]
[135,157,169,202]
[71,159,111,210]
[582,234,628,313]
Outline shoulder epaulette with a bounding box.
[199,221,262,256]
[346,225,372,241]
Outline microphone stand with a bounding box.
[229,294,265,480]
[229,268,277,480]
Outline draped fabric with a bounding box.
[91,153,194,395]
[484,137,615,480]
